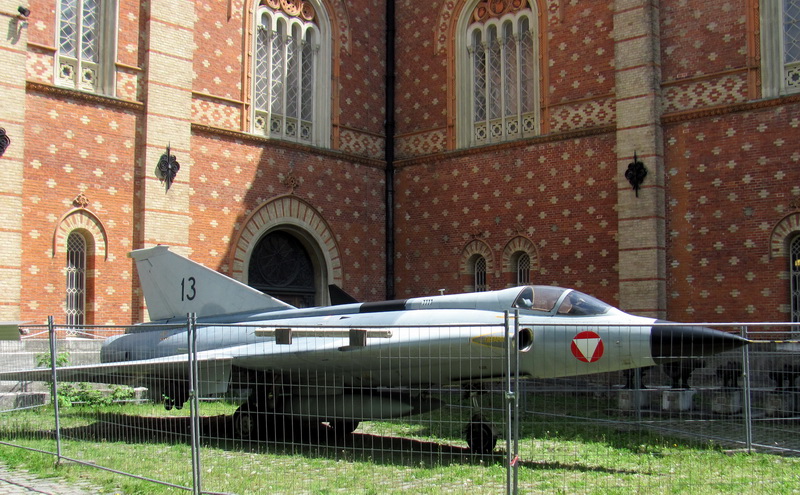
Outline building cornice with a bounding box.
[191,123,386,169]
[26,81,144,112]
[395,124,616,168]
[661,93,800,125]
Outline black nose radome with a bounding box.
[650,322,747,364]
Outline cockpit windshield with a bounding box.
[512,286,612,316]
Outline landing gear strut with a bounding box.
[464,390,498,454]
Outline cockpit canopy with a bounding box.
[512,286,612,316]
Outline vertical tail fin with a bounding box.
[129,246,294,322]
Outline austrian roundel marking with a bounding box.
[571,331,604,363]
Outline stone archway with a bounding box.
[52,206,108,260]
[230,195,342,306]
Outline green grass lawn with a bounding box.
[0,392,798,494]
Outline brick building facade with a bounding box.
[0,0,798,327]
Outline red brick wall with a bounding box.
[189,133,387,300]
[664,102,800,323]
[394,133,620,304]
[20,93,142,325]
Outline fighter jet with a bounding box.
[0,246,746,452]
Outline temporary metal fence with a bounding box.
[1,318,799,494]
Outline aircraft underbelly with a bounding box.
[233,337,508,388]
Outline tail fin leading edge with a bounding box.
[129,246,294,322]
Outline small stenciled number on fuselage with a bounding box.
[181,277,196,301]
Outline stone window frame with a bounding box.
[502,236,538,287]
[461,239,493,292]
[251,0,332,147]
[65,230,89,329]
[790,234,800,324]
[761,0,800,97]
[455,0,540,148]
[55,0,118,95]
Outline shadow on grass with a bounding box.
[12,411,642,475]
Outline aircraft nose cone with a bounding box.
[650,322,747,364]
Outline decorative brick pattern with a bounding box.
[115,70,142,102]
[394,134,619,299]
[190,130,386,300]
[660,0,749,83]
[550,98,615,133]
[663,73,750,114]
[395,129,446,159]
[664,103,800,321]
[19,91,140,324]
[5,0,800,329]
[192,96,241,131]
[339,128,384,160]
[26,48,53,84]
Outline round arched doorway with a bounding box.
[248,230,317,307]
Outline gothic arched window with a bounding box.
[514,252,531,286]
[65,232,87,327]
[458,0,539,147]
[56,0,117,94]
[791,235,800,324]
[474,255,488,292]
[252,0,330,146]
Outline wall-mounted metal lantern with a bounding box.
[0,128,10,157]
[624,152,647,197]
[154,144,180,192]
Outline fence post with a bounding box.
[187,313,202,495]
[741,325,752,453]
[47,316,62,464]
[512,310,520,494]
[503,312,520,495]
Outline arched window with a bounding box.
[791,235,800,324]
[56,0,117,94]
[65,232,87,327]
[248,230,317,307]
[514,252,531,285]
[474,255,488,292]
[761,0,800,96]
[253,1,330,146]
[458,1,539,147]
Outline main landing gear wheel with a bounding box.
[465,415,497,454]
[233,405,262,440]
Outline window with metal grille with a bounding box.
[463,4,538,147]
[65,232,86,327]
[791,235,800,327]
[56,0,115,94]
[253,3,327,145]
[516,252,531,286]
[474,256,487,292]
[784,0,800,90]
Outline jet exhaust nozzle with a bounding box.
[650,322,748,364]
